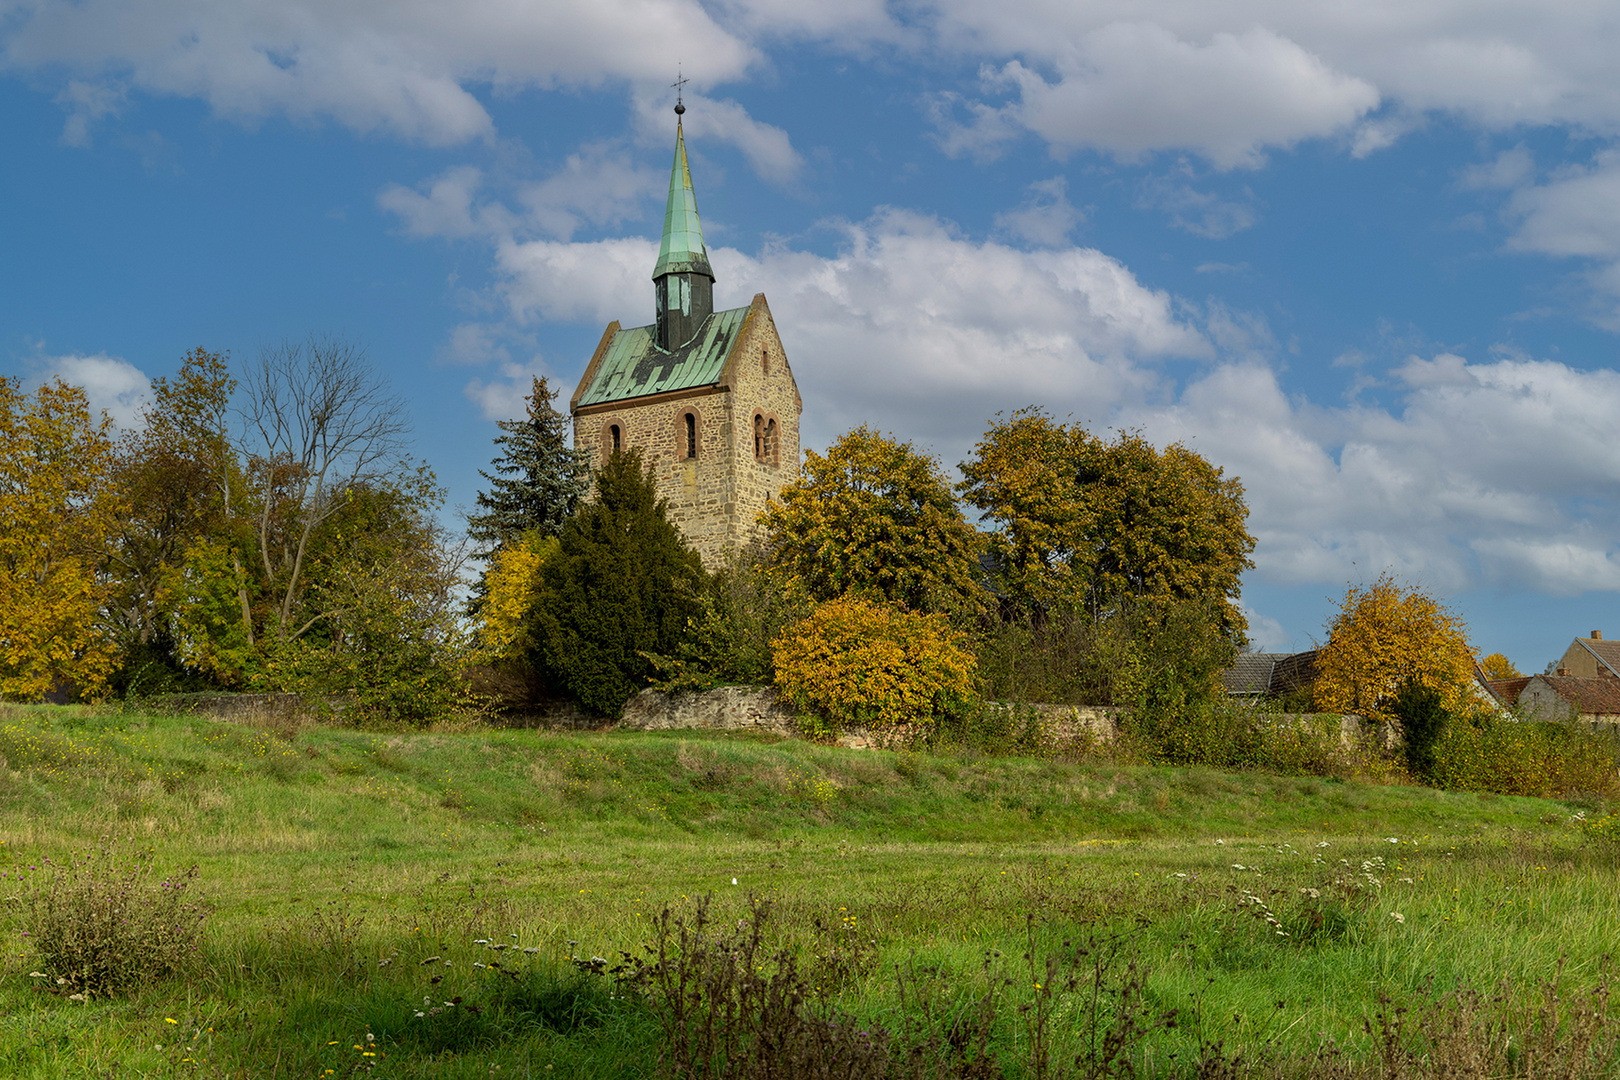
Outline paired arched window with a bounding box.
[753,412,779,466]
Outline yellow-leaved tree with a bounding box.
[1314,574,1477,724]
[760,427,985,619]
[478,529,559,663]
[0,378,122,699]
[1479,653,1522,680]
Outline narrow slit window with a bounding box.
[610,424,622,452]
[754,414,765,461]
[684,412,697,458]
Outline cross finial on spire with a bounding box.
[673,68,688,116]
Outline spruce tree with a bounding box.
[467,376,588,556]
[526,450,706,717]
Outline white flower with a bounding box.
[1389,912,1405,924]
[1385,837,1400,844]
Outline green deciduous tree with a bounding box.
[467,376,588,556]
[526,450,706,717]
[760,426,985,618]
[960,409,1256,643]
[104,348,243,694]
[0,378,122,700]
[1315,573,1478,725]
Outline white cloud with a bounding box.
[53,79,125,146]
[1136,172,1258,238]
[378,166,500,239]
[463,359,554,421]
[947,23,1379,169]
[630,91,803,185]
[26,353,152,430]
[518,142,663,240]
[1506,151,1620,259]
[992,177,1084,247]
[2,0,754,145]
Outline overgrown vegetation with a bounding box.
[3,704,1620,1078]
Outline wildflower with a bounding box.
[1389,912,1405,924]
[1384,837,1399,844]
[165,1018,178,1025]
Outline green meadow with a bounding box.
[2,703,1617,1078]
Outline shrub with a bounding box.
[1430,715,1620,798]
[23,844,208,998]
[772,596,977,732]
[1394,679,1448,781]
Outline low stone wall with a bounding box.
[619,685,799,735]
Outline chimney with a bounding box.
[1593,631,1603,640]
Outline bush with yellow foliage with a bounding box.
[771,595,976,731]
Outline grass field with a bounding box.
[1,703,1617,1078]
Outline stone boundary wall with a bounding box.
[154,687,1390,753]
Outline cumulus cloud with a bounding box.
[2,0,753,145]
[473,216,1620,600]
[975,24,1379,169]
[630,91,803,185]
[25,352,153,430]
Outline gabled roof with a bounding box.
[574,304,750,409]
[1485,676,1532,706]
[1572,637,1620,677]
[1222,653,1288,695]
[1219,650,1319,696]
[1533,674,1620,716]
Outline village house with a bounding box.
[569,100,801,569]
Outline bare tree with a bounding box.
[242,336,413,641]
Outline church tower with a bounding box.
[570,101,801,568]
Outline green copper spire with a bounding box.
[653,119,714,281]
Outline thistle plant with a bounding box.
[23,843,208,998]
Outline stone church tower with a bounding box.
[570,105,801,568]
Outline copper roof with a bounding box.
[574,305,749,408]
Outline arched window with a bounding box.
[753,412,779,466]
[601,420,623,462]
[676,408,700,459]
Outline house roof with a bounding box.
[1572,637,1620,677]
[1534,674,1620,716]
[573,304,750,408]
[1222,653,1288,695]
[1486,676,1532,705]
[1220,650,1319,696]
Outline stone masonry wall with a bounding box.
[573,296,801,568]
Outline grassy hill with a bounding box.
[2,703,1616,1078]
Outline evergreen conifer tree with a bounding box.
[526,450,706,717]
[467,377,588,556]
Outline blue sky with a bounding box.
[5,0,1620,672]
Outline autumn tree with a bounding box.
[960,409,1255,642]
[240,336,413,645]
[104,349,244,693]
[0,378,122,700]
[760,427,985,618]
[257,470,471,724]
[1314,574,1478,724]
[467,376,588,556]
[1479,653,1522,680]
[525,450,706,717]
